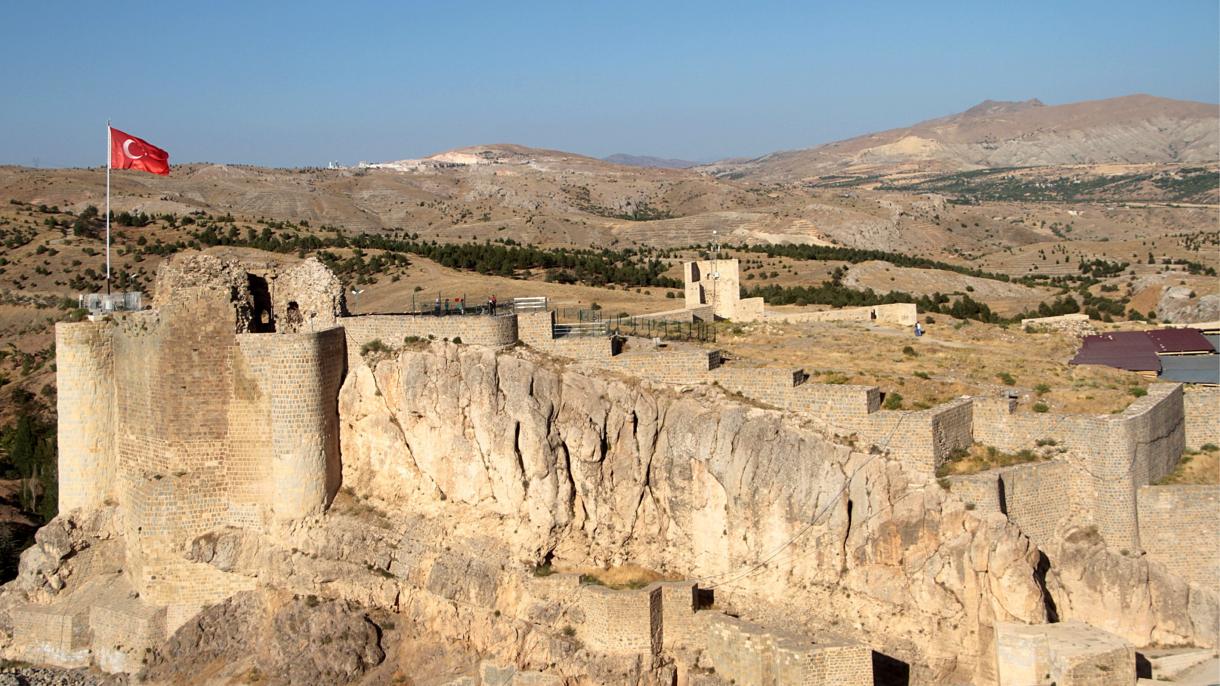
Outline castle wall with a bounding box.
[55,321,116,512]
[694,613,872,686]
[947,461,1074,550]
[591,346,721,384]
[769,302,918,326]
[1137,485,1219,591]
[236,328,346,521]
[856,399,974,473]
[972,384,1184,551]
[1183,386,1219,450]
[342,313,518,367]
[578,584,661,655]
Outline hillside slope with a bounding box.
[703,94,1219,181]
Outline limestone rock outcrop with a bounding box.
[141,591,385,685]
[1046,526,1219,649]
[337,343,1051,682]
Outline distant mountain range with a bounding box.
[698,94,1219,181]
[603,154,700,169]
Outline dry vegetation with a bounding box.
[715,317,1152,414]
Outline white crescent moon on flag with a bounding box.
[123,139,144,159]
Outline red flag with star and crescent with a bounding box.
[109,127,170,175]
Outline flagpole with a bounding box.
[105,121,112,295]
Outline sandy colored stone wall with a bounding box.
[236,328,346,520]
[55,321,116,512]
[973,384,1185,551]
[995,621,1134,686]
[591,346,721,384]
[1137,485,1219,591]
[342,313,518,367]
[578,584,660,655]
[694,613,872,686]
[947,460,1074,550]
[770,302,918,326]
[855,399,974,473]
[1183,386,1219,450]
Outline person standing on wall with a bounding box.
[490,294,497,316]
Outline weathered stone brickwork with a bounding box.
[947,461,1074,550]
[973,384,1185,551]
[1137,485,1219,591]
[54,254,348,643]
[995,621,1134,686]
[770,302,918,326]
[342,313,517,367]
[683,258,764,322]
[694,613,872,685]
[1183,386,1219,451]
[578,584,661,655]
[55,321,116,512]
[590,345,721,384]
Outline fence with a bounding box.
[608,316,717,344]
[513,296,548,311]
[80,292,143,314]
[404,293,520,317]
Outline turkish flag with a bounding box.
[109,127,170,175]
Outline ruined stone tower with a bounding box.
[55,253,347,616]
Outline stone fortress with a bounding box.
[3,253,1217,685]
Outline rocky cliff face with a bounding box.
[338,343,1051,682]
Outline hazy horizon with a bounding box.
[2,1,1217,168]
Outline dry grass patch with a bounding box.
[561,563,679,590]
[1157,445,1220,485]
[937,442,1063,477]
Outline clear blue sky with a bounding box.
[2,1,1217,168]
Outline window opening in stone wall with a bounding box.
[284,300,303,332]
[247,273,276,333]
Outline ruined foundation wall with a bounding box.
[769,302,918,326]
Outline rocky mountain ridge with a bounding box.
[700,94,1219,181]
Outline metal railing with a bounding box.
[80,291,143,314]
[607,315,717,343]
[553,321,610,338]
[513,296,548,311]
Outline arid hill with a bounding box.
[701,94,1219,181]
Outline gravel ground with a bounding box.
[0,667,126,686]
